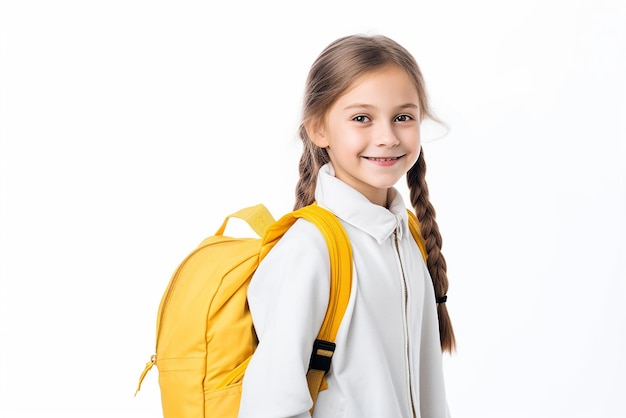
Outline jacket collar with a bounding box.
[315,163,409,244]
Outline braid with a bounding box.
[294,124,330,210]
[407,148,456,353]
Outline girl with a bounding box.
[239,34,455,418]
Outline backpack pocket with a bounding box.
[205,382,242,416]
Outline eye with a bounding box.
[353,115,370,123]
[395,114,414,122]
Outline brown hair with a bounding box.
[294,34,455,353]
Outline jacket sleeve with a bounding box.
[238,219,331,418]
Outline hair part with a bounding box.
[295,33,455,352]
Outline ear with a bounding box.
[305,119,329,148]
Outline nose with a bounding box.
[375,122,400,147]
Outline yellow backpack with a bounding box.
[135,203,427,417]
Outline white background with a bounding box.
[1,1,625,417]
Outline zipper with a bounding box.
[135,354,156,395]
[155,237,243,351]
[134,237,245,394]
[136,239,237,394]
[394,229,417,418]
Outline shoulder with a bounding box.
[265,217,331,263]
[251,218,330,294]
[248,218,332,327]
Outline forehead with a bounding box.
[335,65,419,106]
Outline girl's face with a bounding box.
[310,65,421,207]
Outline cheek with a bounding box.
[401,128,420,148]
[406,131,421,164]
[413,128,422,148]
[330,127,368,151]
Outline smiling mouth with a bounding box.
[364,156,403,161]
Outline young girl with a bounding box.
[239,33,455,418]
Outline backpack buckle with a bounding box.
[308,339,336,374]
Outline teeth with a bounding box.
[369,157,397,161]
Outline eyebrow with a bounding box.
[344,103,419,111]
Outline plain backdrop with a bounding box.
[1,1,625,417]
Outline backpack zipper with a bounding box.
[155,237,243,352]
[135,237,243,394]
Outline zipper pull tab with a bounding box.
[134,354,156,396]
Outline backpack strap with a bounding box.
[261,204,352,409]
[407,210,428,263]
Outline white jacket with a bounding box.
[239,164,450,418]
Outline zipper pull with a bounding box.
[134,354,156,396]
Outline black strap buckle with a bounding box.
[308,339,336,374]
